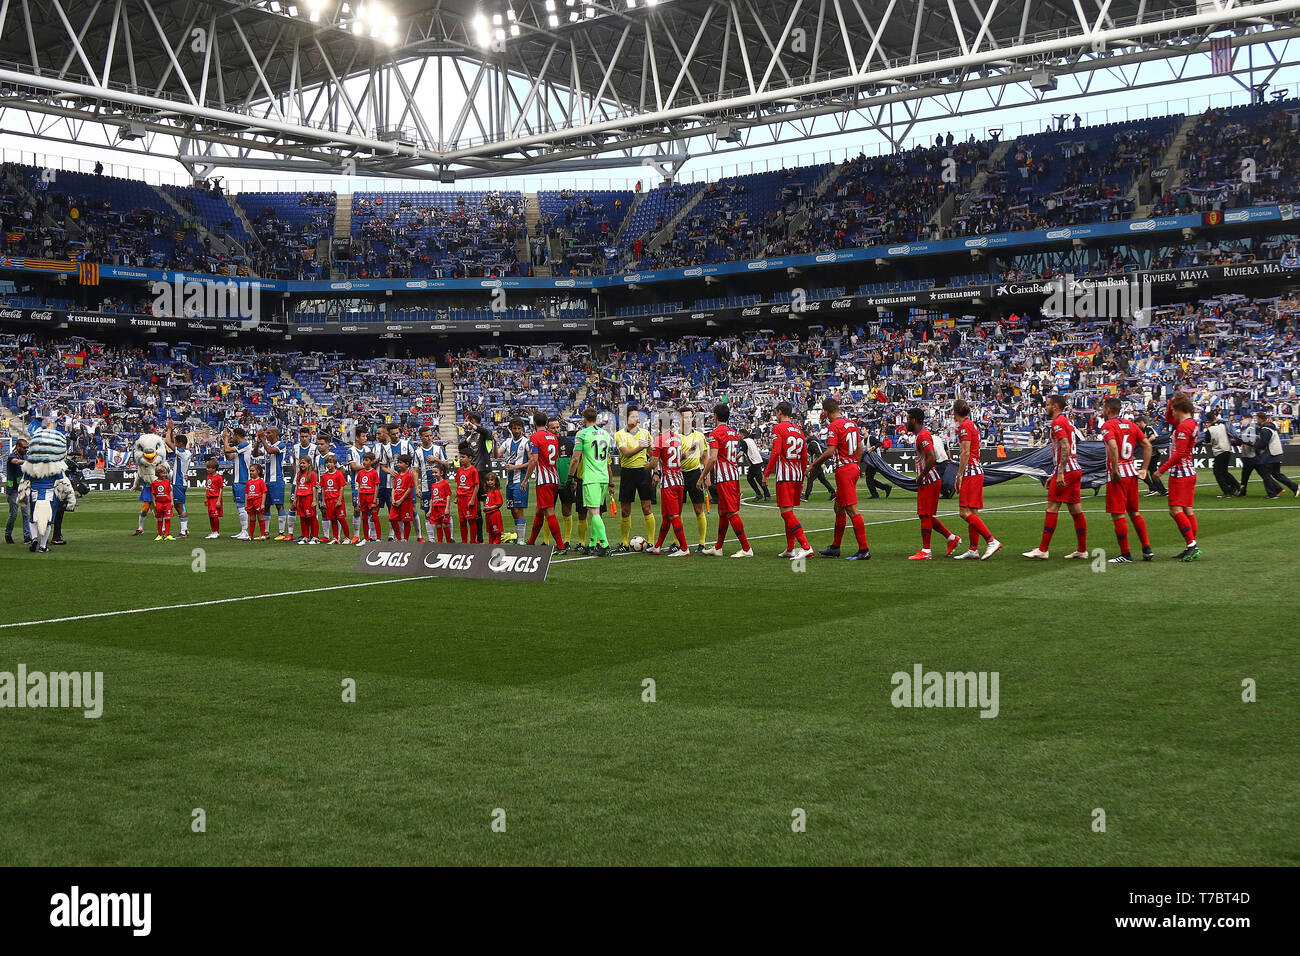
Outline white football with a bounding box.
[629,535,647,552]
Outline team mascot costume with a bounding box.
[132,423,167,532]
[20,421,77,553]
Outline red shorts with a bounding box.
[359,498,377,513]
[1168,475,1197,509]
[206,499,223,517]
[390,501,414,522]
[1047,472,1082,505]
[246,501,264,516]
[776,480,802,508]
[294,497,315,518]
[430,509,448,524]
[715,480,740,514]
[1105,475,1140,515]
[834,464,860,507]
[659,484,683,517]
[322,498,344,520]
[916,479,941,516]
[536,483,557,510]
[457,498,477,518]
[154,504,173,518]
[958,475,984,509]
[956,476,982,512]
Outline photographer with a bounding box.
[5,437,29,545]
[1201,410,1240,498]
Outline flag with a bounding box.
[79,262,100,285]
[1211,36,1234,74]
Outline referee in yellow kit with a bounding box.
[678,406,710,553]
[614,409,656,553]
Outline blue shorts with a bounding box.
[420,490,431,511]
[506,481,528,510]
[232,482,247,507]
[378,487,392,508]
[268,482,285,508]
[172,483,187,506]
[139,484,153,503]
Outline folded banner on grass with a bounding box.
[864,437,1173,494]
[355,541,552,581]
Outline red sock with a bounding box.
[730,514,750,551]
[340,515,351,539]
[372,514,382,539]
[157,519,164,535]
[528,513,544,545]
[1073,513,1087,552]
[547,514,565,548]
[851,513,868,550]
[932,518,954,540]
[1174,512,1193,544]
[460,518,469,543]
[920,515,933,550]
[210,515,220,533]
[966,514,991,544]
[1039,511,1058,551]
[781,512,795,551]
[1190,514,1198,541]
[793,519,809,550]
[714,520,728,551]
[833,514,846,547]
[1132,513,1150,548]
[1114,516,1129,554]
[672,517,687,549]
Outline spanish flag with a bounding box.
[79,262,100,285]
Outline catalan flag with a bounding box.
[4,230,22,244]
[79,262,100,285]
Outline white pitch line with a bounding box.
[0,575,438,631]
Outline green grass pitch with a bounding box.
[0,483,1295,866]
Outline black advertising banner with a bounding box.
[355,541,553,581]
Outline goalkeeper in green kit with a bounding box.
[570,407,614,556]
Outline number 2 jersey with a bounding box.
[654,431,685,487]
[956,418,984,477]
[767,420,808,483]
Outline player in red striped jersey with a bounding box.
[1099,396,1154,563]
[951,400,1002,560]
[903,408,961,560]
[764,401,813,560]
[523,410,568,554]
[1157,392,1202,561]
[700,403,753,557]
[649,418,691,556]
[810,397,870,560]
[1023,394,1089,560]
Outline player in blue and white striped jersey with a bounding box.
[501,418,530,543]
[221,427,254,539]
[346,426,372,537]
[257,426,289,538]
[163,421,193,538]
[373,424,396,540]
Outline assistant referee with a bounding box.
[615,410,656,553]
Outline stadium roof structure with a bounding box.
[2,0,1300,181]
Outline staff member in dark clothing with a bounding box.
[1201,410,1240,498]
[5,437,29,545]
[465,412,495,542]
[738,427,770,502]
[1253,411,1297,498]
[860,430,893,499]
[804,432,836,500]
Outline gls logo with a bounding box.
[489,549,542,573]
[366,551,411,567]
[424,552,475,570]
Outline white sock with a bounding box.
[180,516,188,534]
[137,512,146,531]
[239,509,249,534]
[278,512,287,534]
[516,518,526,540]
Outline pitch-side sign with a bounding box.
[355,541,552,581]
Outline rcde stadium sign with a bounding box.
[355,541,553,581]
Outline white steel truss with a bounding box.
[1,0,1299,179]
